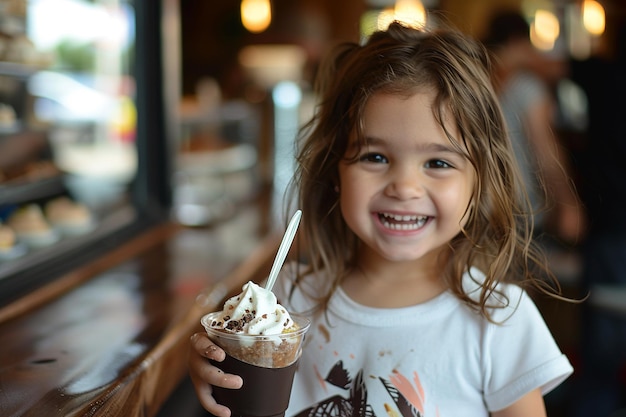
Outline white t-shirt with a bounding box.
[274,264,573,417]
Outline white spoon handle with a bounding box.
[265,210,302,292]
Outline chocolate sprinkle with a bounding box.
[225,320,240,331]
[221,309,258,332]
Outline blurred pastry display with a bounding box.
[0,132,64,207]
[0,221,26,260]
[0,131,58,185]
[45,196,94,236]
[7,204,59,248]
[0,103,17,130]
[22,160,60,181]
[0,223,15,250]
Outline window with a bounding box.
[0,0,171,306]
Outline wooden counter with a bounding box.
[0,206,281,417]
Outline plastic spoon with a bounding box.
[265,210,303,292]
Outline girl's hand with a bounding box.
[188,332,243,417]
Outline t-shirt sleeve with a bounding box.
[481,286,574,411]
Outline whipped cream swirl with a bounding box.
[209,281,294,335]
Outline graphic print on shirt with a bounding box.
[293,360,434,417]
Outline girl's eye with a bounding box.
[360,153,388,164]
[426,159,452,169]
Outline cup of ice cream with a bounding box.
[201,281,310,417]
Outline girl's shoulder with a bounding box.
[463,267,534,323]
[463,267,523,296]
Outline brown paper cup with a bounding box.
[209,354,300,417]
[201,312,310,417]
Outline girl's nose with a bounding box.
[384,166,424,200]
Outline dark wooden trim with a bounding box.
[0,222,178,324]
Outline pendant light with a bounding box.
[241,0,271,33]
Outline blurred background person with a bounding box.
[482,10,585,245]
[568,23,626,417]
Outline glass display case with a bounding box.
[0,0,172,307]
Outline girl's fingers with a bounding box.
[188,332,244,416]
[190,332,226,361]
[189,369,234,417]
[189,333,243,388]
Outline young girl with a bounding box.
[189,21,573,417]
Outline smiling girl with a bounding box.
[189,21,573,417]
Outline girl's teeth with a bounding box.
[379,213,427,230]
[384,213,417,221]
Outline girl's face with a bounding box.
[338,91,475,265]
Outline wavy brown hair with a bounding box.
[288,21,562,321]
